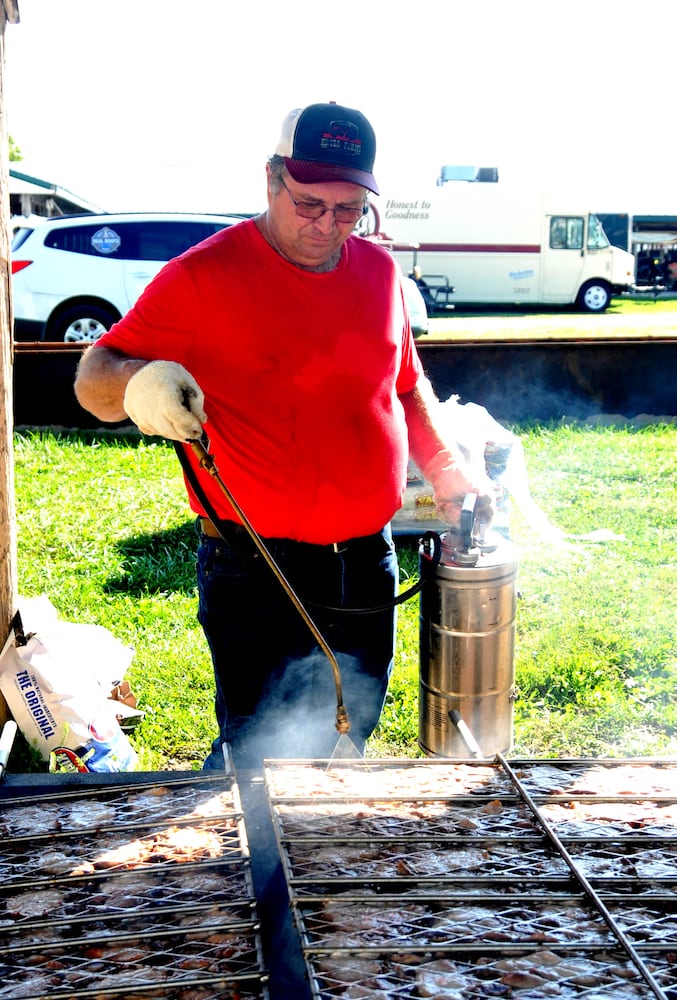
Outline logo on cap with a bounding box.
[321,119,362,158]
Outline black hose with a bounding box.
[308,529,441,615]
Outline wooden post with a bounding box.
[0,1,20,724]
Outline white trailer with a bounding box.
[365,183,636,312]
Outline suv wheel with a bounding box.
[50,304,118,343]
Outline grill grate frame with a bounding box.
[0,773,269,999]
[265,757,677,999]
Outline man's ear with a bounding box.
[265,163,274,204]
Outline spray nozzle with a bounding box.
[335,705,351,735]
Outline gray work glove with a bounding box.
[422,450,497,527]
[123,361,207,440]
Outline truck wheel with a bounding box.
[576,280,611,313]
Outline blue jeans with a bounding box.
[196,521,398,770]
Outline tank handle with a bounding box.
[461,493,478,552]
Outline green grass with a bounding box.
[609,295,677,313]
[424,293,677,341]
[9,421,677,771]
[434,294,677,319]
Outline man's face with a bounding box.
[265,166,367,269]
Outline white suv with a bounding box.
[11,212,245,342]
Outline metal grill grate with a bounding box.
[265,757,677,999]
[0,773,269,999]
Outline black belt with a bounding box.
[199,517,378,554]
[198,516,441,614]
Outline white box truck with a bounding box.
[365,182,636,312]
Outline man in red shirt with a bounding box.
[75,102,494,769]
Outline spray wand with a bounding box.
[185,437,353,741]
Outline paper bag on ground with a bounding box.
[0,599,139,772]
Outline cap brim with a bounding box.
[284,157,379,196]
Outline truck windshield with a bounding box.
[587,214,610,250]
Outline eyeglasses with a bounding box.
[280,177,368,225]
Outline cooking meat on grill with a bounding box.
[514,761,677,797]
[288,837,568,881]
[267,761,507,799]
[0,971,63,998]
[122,787,236,823]
[312,901,429,948]
[71,824,226,873]
[4,888,64,918]
[289,840,496,879]
[313,949,653,999]
[413,958,467,998]
[0,803,61,835]
[313,954,396,997]
[148,825,224,862]
[61,799,119,828]
[540,799,677,836]
[277,797,538,839]
[0,786,237,837]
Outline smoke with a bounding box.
[228,650,382,768]
[434,395,627,550]
[422,337,677,427]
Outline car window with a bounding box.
[11,227,34,252]
[42,220,231,261]
[134,221,229,260]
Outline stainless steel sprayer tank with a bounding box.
[419,494,519,758]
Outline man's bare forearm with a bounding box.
[74,347,148,422]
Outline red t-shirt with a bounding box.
[96,218,422,543]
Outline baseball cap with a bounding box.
[275,102,379,195]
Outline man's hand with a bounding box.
[423,450,497,527]
[123,361,207,440]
